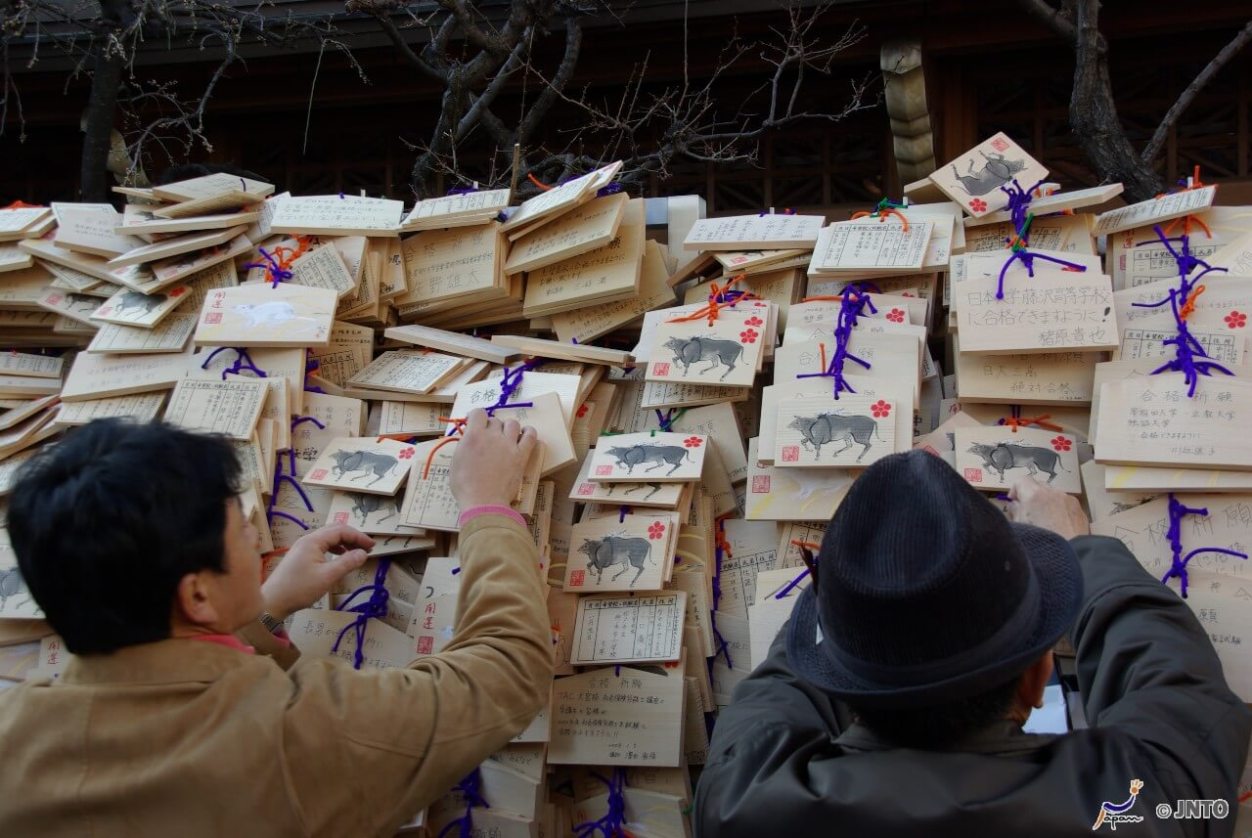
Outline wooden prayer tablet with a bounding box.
[302,436,416,496]
[569,591,686,665]
[0,374,59,398]
[928,132,1049,217]
[348,350,466,396]
[501,160,622,233]
[445,390,573,476]
[548,664,685,767]
[0,353,61,380]
[1092,185,1218,237]
[744,437,853,521]
[1115,327,1245,367]
[567,455,687,509]
[149,233,250,288]
[952,347,1098,405]
[0,207,53,238]
[563,512,679,592]
[1114,276,1252,332]
[587,431,706,482]
[682,213,824,251]
[270,195,404,237]
[0,395,58,432]
[400,442,462,531]
[90,311,190,356]
[1102,463,1252,493]
[549,240,676,345]
[36,286,102,326]
[89,284,191,329]
[505,191,629,274]
[489,334,633,367]
[163,378,268,441]
[1095,373,1252,470]
[965,183,1123,227]
[325,491,426,537]
[645,308,767,388]
[104,224,247,268]
[193,284,336,348]
[117,204,261,236]
[0,244,33,273]
[398,223,505,306]
[953,269,1119,354]
[59,347,193,402]
[54,393,166,427]
[1208,230,1252,275]
[807,219,934,274]
[0,266,60,311]
[400,188,510,231]
[773,396,902,468]
[286,608,414,670]
[52,205,143,258]
[383,324,520,365]
[953,425,1082,494]
[713,249,808,272]
[521,201,645,317]
[151,172,274,204]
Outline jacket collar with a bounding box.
[833,720,1061,757]
[60,637,268,687]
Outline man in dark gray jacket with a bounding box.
[696,451,1250,837]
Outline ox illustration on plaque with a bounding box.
[587,432,707,482]
[645,305,770,388]
[563,513,675,592]
[773,397,899,468]
[302,436,416,496]
[928,132,1049,217]
[953,426,1082,495]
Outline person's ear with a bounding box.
[1018,653,1054,710]
[175,571,221,628]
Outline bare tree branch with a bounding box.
[1016,0,1077,42]
[1142,18,1252,166]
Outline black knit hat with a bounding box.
[786,450,1083,708]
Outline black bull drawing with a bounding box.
[788,413,882,462]
[663,336,744,381]
[967,442,1070,483]
[605,444,692,476]
[329,450,401,487]
[579,537,654,587]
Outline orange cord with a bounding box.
[1179,284,1206,321]
[789,540,821,550]
[851,206,910,232]
[421,417,467,478]
[3,200,45,210]
[1001,414,1063,433]
[527,173,554,192]
[665,274,757,326]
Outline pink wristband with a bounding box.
[458,505,527,528]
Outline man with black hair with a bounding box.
[0,412,552,837]
[696,450,1251,837]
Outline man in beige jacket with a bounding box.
[0,410,553,837]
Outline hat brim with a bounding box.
[785,523,1083,708]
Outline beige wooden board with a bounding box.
[774,395,902,468]
[151,191,266,220]
[1079,460,1157,522]
[0,245,33,273]
[522,205,645,317]
[713,248,807,272]
[0,395,58,432]
[189,346,307,418]
[400,188,510,230]
[1095,373,1252,470]
[646,309,766,388]
[52,205,142,258]
[445,390,573,476]
[927,132,1048,217]
[638,400,747,483]
[807,219,933,273]
[1115,327,1245,366]
[549,663,684,767]
[0,207,53,235]
[0,374,59,398]
[163,378,268,441]
[570,591,686,665]
[398,223,502,305]
[965,184,1123,227]
[377,238,407,298]
[587,431,705,482]
[194,283,336,347]
[376,401,447,436]
[0,352,61,379]
[270,194,403,237]
[302,436,416,495]
[0,265,58,309]
[963,214,1095,256]
[1103,463,1252,493]
[682,213,824,251]
[640,379,750,410]
[1209,230,1252,275]
[501,161,621,233]
[505,192,629,274]
[117,204,260,235]
[468,367,581,424]
[54,393,166,427]
[60,347,193,401]
[89,284,191,329]
[744,449,842,520]
[1088,358,1164,447]
[348,350,464,395]
[717,519,781,619]
[491,335,633,367]
[1092,185,1217,236]
[150,233,250,289]
[308,321,376,386]
[20,238,118,283]
[564,512,678,592]
[748,569,808,670]
[568,456,686,509]
[384,323,519,364]
[1114,276,1252,331]
[36,286,104,326]
[400,442,462,532]
[106,224,247,268]
[88,310,190,360]
[953,425,1081,494]
[151,173,274,204]
[774,332,922,405]
[954,269,1118,354]
[953,346,1098,404]
[1103,209,1252,290]
[687,265,802,331]
[325,491,424,537]
[286,609,414,669]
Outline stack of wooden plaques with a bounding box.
[3,142,1252,836]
